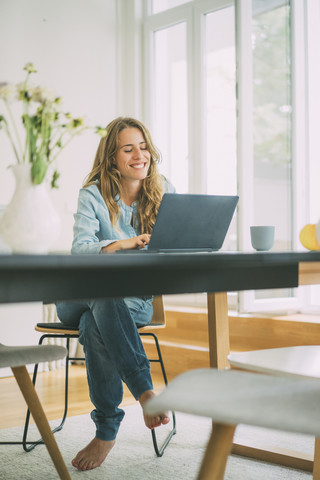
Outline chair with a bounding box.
[0,343,71,480]
[145,367,320,480]
[228,346,320,479]
[23,296,176,457]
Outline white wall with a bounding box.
[0,0,119,366]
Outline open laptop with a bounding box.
[118,193,238,253]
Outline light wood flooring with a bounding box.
[3,309,320,430]
[0,365,165,430]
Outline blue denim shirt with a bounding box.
[71,176,175,255]
[71,177,175,311]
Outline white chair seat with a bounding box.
[0,343,67,368]
[146,368,320,480]
[228,345,320,379]
[146,368,320,437]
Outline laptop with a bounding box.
[118,193,238,253]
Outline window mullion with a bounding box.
[235,0,254,312]
[188,6,205,193]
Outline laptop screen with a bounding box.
[148,193,238,252]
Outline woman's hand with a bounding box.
[101,234,151,253]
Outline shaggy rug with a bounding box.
[0,404,314,479]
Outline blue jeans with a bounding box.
[55,297,154,441]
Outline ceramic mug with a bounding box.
[250,226,275,251]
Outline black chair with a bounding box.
[21,296,176,457]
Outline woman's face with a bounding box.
[115,127,151,184]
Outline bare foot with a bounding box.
[139,390,170,429]
[72,437,115,471]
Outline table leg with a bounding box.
[207,292,230,369]
[313,438,320,479]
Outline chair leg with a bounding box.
[11,365,71,480]
[197,423,236,480]
[22,335,71,452]
[140,332,177,457]
[313,437,320,480]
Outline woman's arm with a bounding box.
[101,234,151,253]
[71,187,118,254]
[71,186,151,254]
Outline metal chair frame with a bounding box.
[139,330,176,456]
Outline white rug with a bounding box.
[0,404,314,480]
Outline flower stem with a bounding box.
[4,99,24,161]
[1,118,21,163]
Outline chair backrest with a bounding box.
[149,296,166,327]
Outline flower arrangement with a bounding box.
[0,63,106,187]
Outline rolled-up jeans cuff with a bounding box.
[125,367,153,400]
[91,412,122,441]
[95,428,118,442]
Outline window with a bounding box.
[153,23,189,192]
[205,6,237,251]
[252,1,293,304]
[137,0,318,312]
[144,1,237,308]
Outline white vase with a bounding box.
[0,164,61,254]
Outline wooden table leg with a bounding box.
[207,292,230,369]
[313,438,320,479]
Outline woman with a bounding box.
[56,117,175,472]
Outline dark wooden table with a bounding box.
[1,251,320,474]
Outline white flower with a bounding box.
[66,117,85,131]
[31,86,56,104]
[0,83,17,102]
[24,62,37,74]
[16,81,33,101]
[96,126,107,137]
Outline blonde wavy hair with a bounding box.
[83,117,164,234]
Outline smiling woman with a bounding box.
[54,116,175,471]
[80,116,172,245]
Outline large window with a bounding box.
[139,0,318,312]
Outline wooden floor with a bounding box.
[0,365,165,429]
[2,308,320,430]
